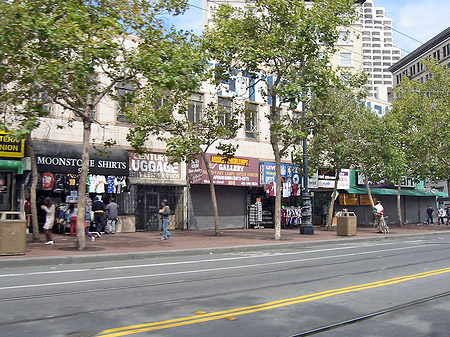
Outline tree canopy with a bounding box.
[203,0,360,238]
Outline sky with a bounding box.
[161,0,450,57]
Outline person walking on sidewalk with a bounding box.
[437,206,446,225]
[105,198,119,234]
[426,205,434,225]
[41,197,56,245]
[67,204,95,241]
[92,196,106,237]
[446,205,450,225]
[159,199,171,240]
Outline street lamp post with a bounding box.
[300,100,314,235]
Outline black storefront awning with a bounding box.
[33,141,129,176]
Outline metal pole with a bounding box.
[300,100,314,235]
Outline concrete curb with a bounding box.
[1,230,450,268]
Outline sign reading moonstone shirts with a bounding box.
[188,154,259,187]
[129,152,181,181]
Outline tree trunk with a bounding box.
[26,134,40,242]
[327,167,341,231]
[362,167,376,226]
[362,167,375,209]
[272,138,282,240]
[447,178,450,203]
[76,117,92,250]
[269,92,282,240]
[397,183,403,227]
[201,152,220,236]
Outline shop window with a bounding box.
[245,102,258,139]
[359,195,376,205]
[116,81,137,123]
[339,194,358,206]
[188,92,203,123]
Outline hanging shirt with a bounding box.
[95,175,107,193]
[282,182,291,198]
[42,172,55,190]
[107,175,117,194]
[116,176,127,194]
[87,174,97,193]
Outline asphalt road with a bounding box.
[1,235,450,337]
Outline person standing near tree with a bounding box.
[426,205,434,225]
[92,196,106,237]
[159,199,171,240]
[24,197,32,232]
[41,197,56,245]
[437,205,446,225]
[446,205,450,225]
[105,198,119,234]
[374,201,384,233]
[321,202,328,227]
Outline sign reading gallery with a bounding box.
[188,154,259,187]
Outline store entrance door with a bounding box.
[136,187,160,231]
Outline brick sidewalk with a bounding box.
[2,224,449,260]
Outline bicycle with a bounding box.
[378,215,389,234]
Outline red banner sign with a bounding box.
[188,154,259,187]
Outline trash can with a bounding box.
[336,211,357,236]
[0,212,27,255]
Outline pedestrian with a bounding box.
[373,201,384,232]
[92,196,106,237]
[446,205,450,225]
[321,202,328,227]
[24,197,32,232]
[426,205,434,225]
[437,205,446,225]
[105,198,119,234]
[66,204,95,241]
[41,197,56,245]
[159,199,171,240]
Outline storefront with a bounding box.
[336,170,447,225]
[29,141,129,230]
[0,132,26,211]
[255,162,302,228]
[188,154,259,230]
[126,152,185,231]
[309,168,351,225]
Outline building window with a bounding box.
[245,102,258,139]
[338,31,352,45]
[218,96,233,127]
[339,52,352,66]
[188,92,203,123]
[116,81,137,123]
[443,44,450,57]
[433,50,441,61]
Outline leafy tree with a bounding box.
[308,73,367,230]
[126,87,242,235]
[391,60,450,201]
[203,0,360,239]
[0,0,203,249]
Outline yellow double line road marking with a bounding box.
[97,267,450,336]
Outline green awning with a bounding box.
[0,160,23,174]
[343,187,447,197]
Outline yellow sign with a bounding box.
[0,132,25,158]
[210,155,249,167]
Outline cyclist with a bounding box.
[374,201,385,233]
